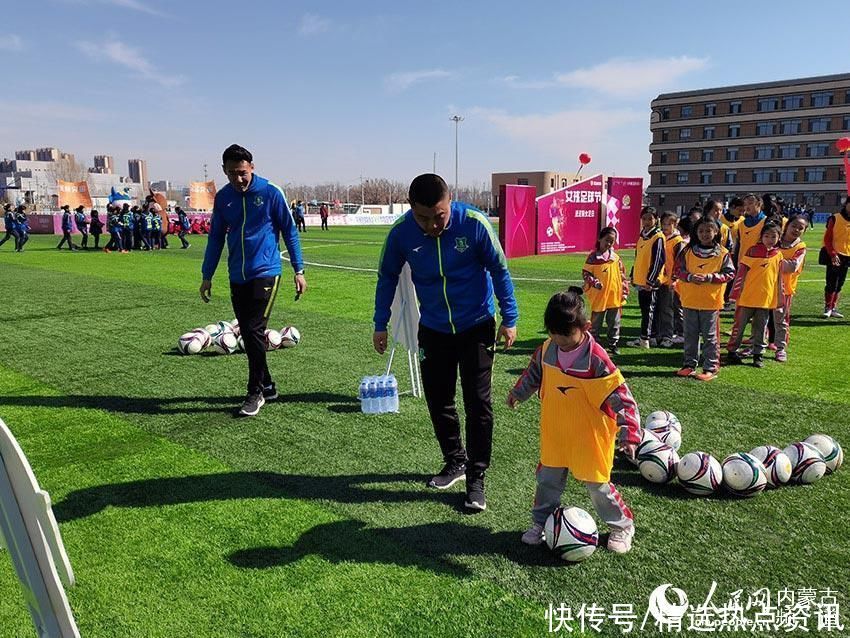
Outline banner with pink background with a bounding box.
[536,174,603,254]
[606,177,644,249]
[498,184,537,259]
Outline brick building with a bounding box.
[647,73,850,212]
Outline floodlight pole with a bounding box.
[450,115,464,198]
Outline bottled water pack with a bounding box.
[358,374,399,414]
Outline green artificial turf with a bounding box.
[0,228,847,637]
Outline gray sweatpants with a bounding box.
[772,296,793,352]
[727,306,770,357]
[532,465,634,530]
[590,308,621,347]
[683,308,720,372]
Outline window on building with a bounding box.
[659,173,667,185]
[677,172,689,184]
[756,122,776,136]
[702,149,714,162]
[728,124,741,138]
[704,103,716,117]
[805,168,826,182]
[680,128,692,139]
[807,143,829,157]
[811,92,834,107]
[703,126,716,140]
[780,120,802,134]
[844,116,850,131]
[727,147,739,161]
[662,129,670,142]
[700,172,712,185]
[660,152,668,164]
[755,146,775,160]
[777,169,796,183]
[662,107,670,120]
[678,150,690,162]
[846,90,850,104]
[681,106,693,118]
[517,178,528,185]
[809,118,831,133]
[758,98,779,112]
[782,95,803,109]
[729,101,742,114]
[725,170,737,185]
[550,178,555,188]
[753,170,773,184]
[779,144,800,159]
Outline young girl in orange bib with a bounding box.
[772,214,808,362]
[582,227,629,355]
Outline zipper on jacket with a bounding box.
[241,195,247,280]
[436,236,456,334]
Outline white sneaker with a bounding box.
[671,335,685,345]
[607,526,635,554]
[831,309,844,319]
[626,338,649,349]
[521,523,545,545]
[823,308,832,318]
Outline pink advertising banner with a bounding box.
[606,177,644,249]
[536,174,603,255]
[498,184,537,258]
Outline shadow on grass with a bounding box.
[0,392,358,416]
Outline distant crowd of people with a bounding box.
[0,203,31,252]
[290,200,331,232]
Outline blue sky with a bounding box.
[2,0,848,190]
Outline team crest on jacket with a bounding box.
[253,195,264,207]
[454,237,469,253]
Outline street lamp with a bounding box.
[450,115,464,198]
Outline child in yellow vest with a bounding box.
[772,214,808,362]
[674,217,735,381]
[727,222,785,368]
[508,288,641,553]
[582,227,629,355]
[654,211,687,347]
[822,200,850,318]
[722,197,744,309]
[734,194,767,263]
[627,206,666,348]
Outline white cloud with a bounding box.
[0,34,23,51]
[103,0,162,15]
[385,69,453,93]
[496,75,556,90]
[555,56,709,97]
[76,39,184,87]
[299,13,331,36]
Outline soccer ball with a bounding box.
[236,335,245,352]
[722,453,768,497]
[217,320,234,335]
[749,445,792,488]
[280,326,301,348]
[638,444,679,484]
[211,331,239,355]
[804,434,843,474]
[677,451,723,496]
[644,411,682,451]
[265,328,283,351]
[177,329,209,355]
[544,506,598,562]
[230,320,241,337]
[205,323,223,339]
[783,442,827,484]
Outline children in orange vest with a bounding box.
[727,221,785,368]
[582,227,629,355]
[772,214,808,362]
[674,217,736,380]
[627,206,666,348]
[822,200,850,318]
[508,288,641,553]
[654,211,686,347]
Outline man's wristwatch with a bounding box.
[295,269,305,276]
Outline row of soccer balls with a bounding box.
[177,320,301,355]
[635,411,842,496]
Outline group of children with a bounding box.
[0,203,31,252]
[581,194,810,377]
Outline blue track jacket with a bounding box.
[201,174,304,284]
[374,202,518,334]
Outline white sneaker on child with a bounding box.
[607,526,635,554]
[521,523,545,545]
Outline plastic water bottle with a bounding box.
[388,375,399,413]
[366,376,378,414]
[358,377,369,413]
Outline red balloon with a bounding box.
[836,137,850,153]
[579,153,591,165]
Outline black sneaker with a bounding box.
[427,462,466,489]
[464,473,486,511]
[262,384,278,401]
[752,356,764,369]
[238,393,265,417]
[728,351,744,365]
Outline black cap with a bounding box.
[75,205,84,212]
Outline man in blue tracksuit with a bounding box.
[74,205,89,249]
[373,173,519,511]
[201,144,307,417]
[57,204,78,250]
[0,203,19,250]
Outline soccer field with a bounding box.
[0,227,847,637]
